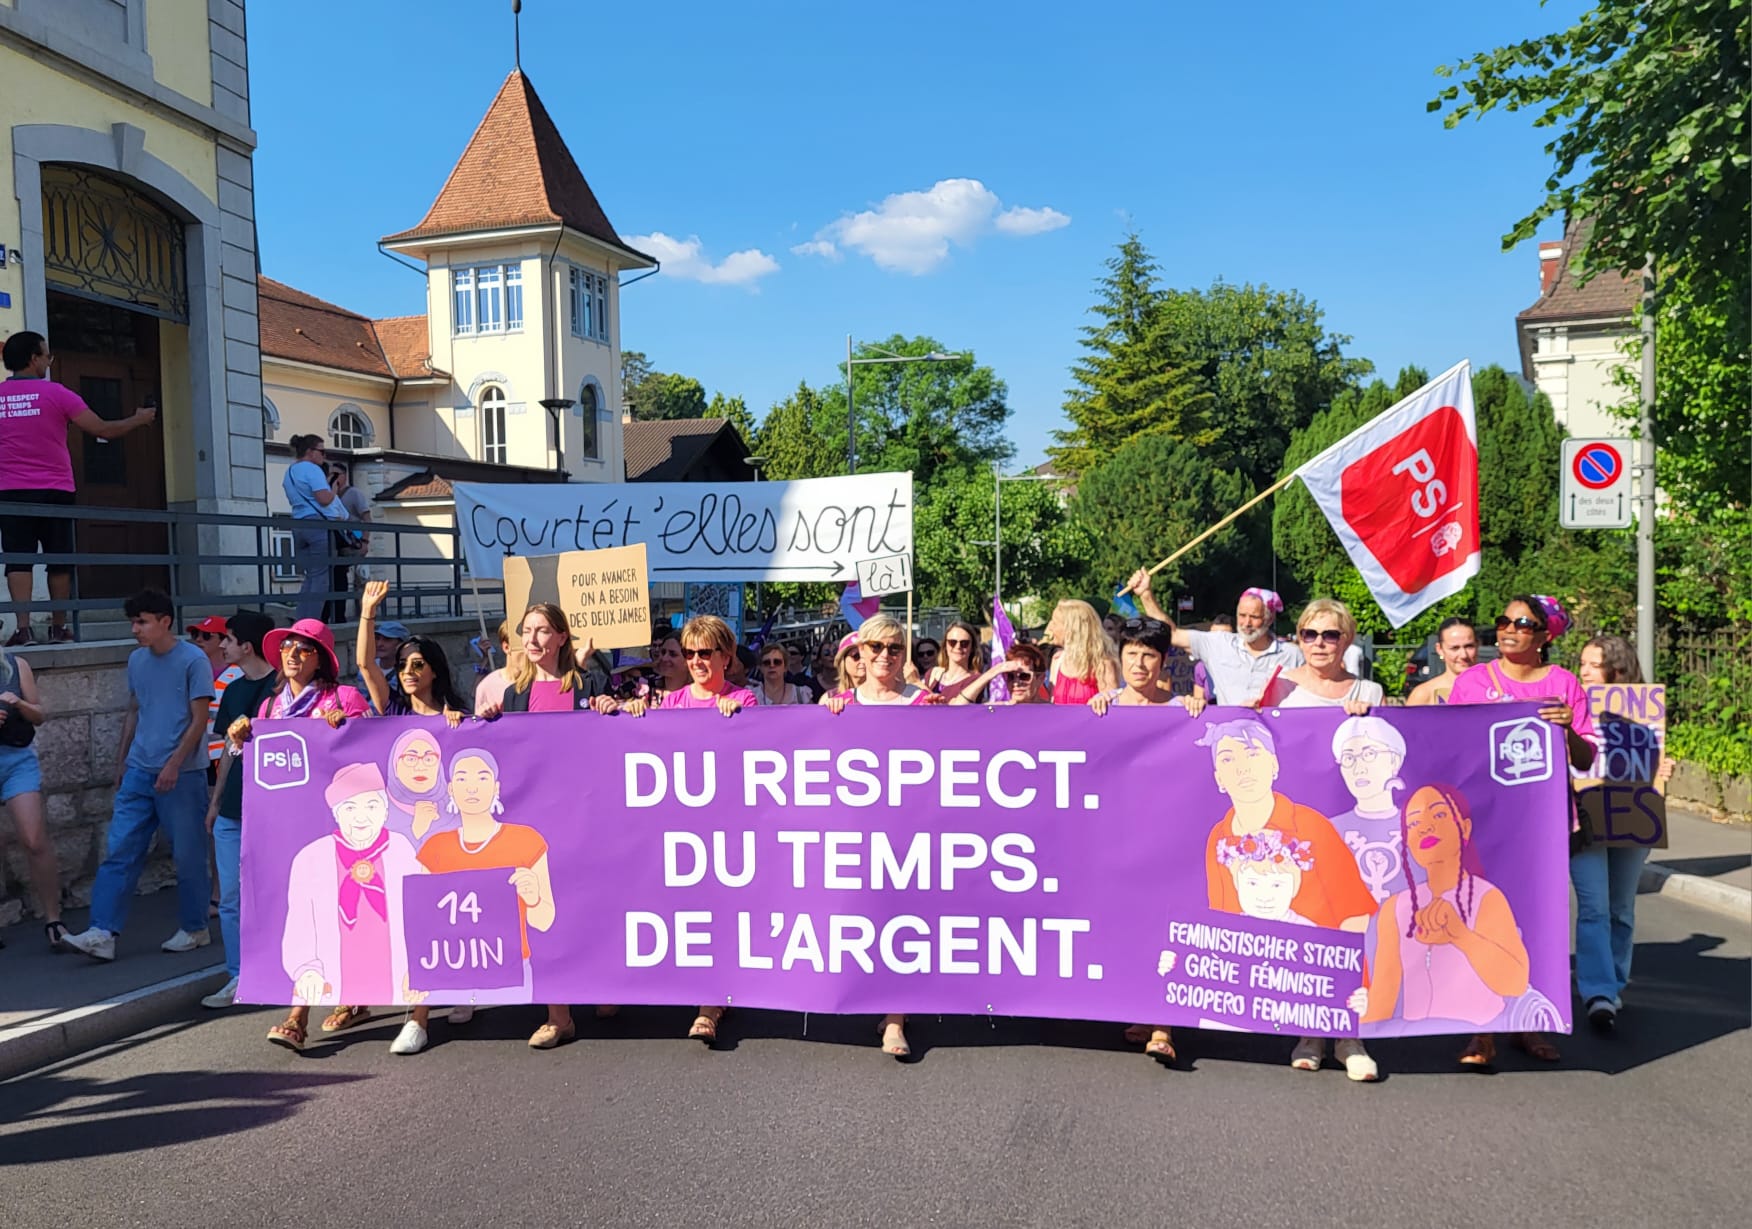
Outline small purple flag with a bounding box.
[989,595,1017,703]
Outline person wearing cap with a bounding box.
[815,632,865,705]
[1443,592,1597,1069]
[272,761,423,1051]
[358,616,411,715]
[199,610,281,1008]
[1122,570,1303,706]
[58,590,216,962]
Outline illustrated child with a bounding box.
[1215,829,1317,926]
[280,762,424,1017]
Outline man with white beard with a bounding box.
[1121,570,1303,706]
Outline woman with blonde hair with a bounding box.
[1045,600,1118,706]
[816,633,866,705]
[825,613,940,1057]
[478,603,617,717]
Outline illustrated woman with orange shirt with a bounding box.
[388,747,563,1056]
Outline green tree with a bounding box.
[631,372,708,422]
[1156,281,1373,488]
[1071,434,1259,614]
[752,382,840,481]
[913,464,1091,616]
[620,349,653,414]
[841,336,1012,490]
[1049,234,1214,477]
[706,391,755,441]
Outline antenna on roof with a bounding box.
[512,0,522,70]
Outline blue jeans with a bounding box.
[213,815,241,979]
[1571,843,1650,1008]
[294,525,330,621]
[90,767,211,936]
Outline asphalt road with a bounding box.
[3,891,1747,1229]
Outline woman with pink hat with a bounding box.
[815,632,866,705]
[1444,592,1598,1069]
[224,614,373,1048]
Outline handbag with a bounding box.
[0,698,35,748]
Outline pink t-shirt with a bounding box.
[661,684,759,710]
[0,377,87,491]
[1446,661,1597,740]
[528,680,574,712]
[474,670,510,712]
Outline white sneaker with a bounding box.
[201,976,240,1010]
[161,928,211,953]
[1335,1038,1378,1082]
[390,1021,429,1055]
[61,927,116,961]
[1289,1036,1325,1071]
[448,1005,475,1025]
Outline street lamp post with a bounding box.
[746,453,767,623]
[986,464,1059,620]
[843,336,969,473]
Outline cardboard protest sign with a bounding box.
[1575,682,1668,848]
[856,553,913,597]
[502,544,651,652]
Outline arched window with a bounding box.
[480,385,508,465]
[328,404,372,450]
[578,379,601,461]
[262,397,280,441]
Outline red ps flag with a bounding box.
[1294,361,1479,627]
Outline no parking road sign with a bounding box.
[1560,438,1632,528]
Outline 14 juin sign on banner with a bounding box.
[240,704,1574,1037]
[454,472,914,582]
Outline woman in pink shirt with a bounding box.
[1444,593,1596,1068]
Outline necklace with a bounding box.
[458,821,501,854]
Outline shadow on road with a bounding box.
[1643,853,1751,881]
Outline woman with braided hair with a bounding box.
[1350,784,1531,1036]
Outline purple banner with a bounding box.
[240,703,1574,1035]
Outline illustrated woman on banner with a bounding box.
[1329,715,1409,903]
[1349,784,1531,1033]
[384,727,454,846]
[390,747,563,1056]
[1198,718,1375,933]
[280,762,424,1014]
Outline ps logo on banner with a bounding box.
[253,731,310,790]
[1489,717,1553,786]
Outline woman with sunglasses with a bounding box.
[947,641,1052,705]
[357,581,470,727]
[756,643,807,705]
[824,613,940,1058]
[926,621,987,702]
[1044,600,1119,706]
[224,616,372,1050]
[1446,594,1597,1067]
[816,634,866,705]
[1260,598,1384,1081]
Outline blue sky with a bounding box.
[250,0,1582,467]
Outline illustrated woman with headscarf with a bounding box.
[384,727,454,846]
[275,762,424,1050]
[1348,784,1530,1034]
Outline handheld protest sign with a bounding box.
[502,544,652,652]
[856,553,913,598]
[1574,682,1668,848]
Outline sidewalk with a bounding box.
[1641,805,1752,915]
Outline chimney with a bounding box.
[1538,240,1565,294]
[622,411,632,424]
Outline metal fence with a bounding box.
[0,500,501,638]
[1660,627,1749,726]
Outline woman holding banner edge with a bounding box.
[825,612,942,1058]
[1445,594,1596,1068]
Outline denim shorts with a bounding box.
[0,742,43,803]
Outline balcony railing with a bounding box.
[0,500,502,639]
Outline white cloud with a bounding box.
[624,232,780,287]
[796,178,1072,274]
[994,205,1072,236]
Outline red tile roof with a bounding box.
[372,314,444,379]
[258,278,449,380]
[381,70,652,265]
[1518,217,1641,324]
[377,470,454,501]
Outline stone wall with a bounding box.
[0,618,485,930]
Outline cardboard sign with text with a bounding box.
[1575,682,1668,849]
[502,544,651,652]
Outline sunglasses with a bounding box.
[945,638,973,648]
[681,647,718,660]
[1495,615,1544,631]
[281,641,317,657]
[399,658,432,673]
[1011,670,1035,683]
[190,630,218,642]
[862,641,905,658]
[762,658,786,668]
[1122,618,1167,634]
[1298,628,1345,645]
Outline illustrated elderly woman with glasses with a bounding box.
[825,613,942,1058]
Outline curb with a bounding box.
[1640,861,1752,921]
[0,963,228,1083]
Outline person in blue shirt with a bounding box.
[282,434,348,621]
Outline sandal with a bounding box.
[528,1020,576,1049]
[267,1019,307,1051]
[45,920,68,949]
[1143,1028,1176,1065]
[321,1005,370,1033]
[1458,1034,1496,1068]
[688,1007,724,1043]
[1516,1032,1561,1063]
[879,1019,910,1059]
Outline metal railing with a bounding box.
[0,500,503,639]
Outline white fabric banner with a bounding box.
[453,472,913,583]
[1295,361,1480,627]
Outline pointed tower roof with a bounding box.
[383,70,653,265]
